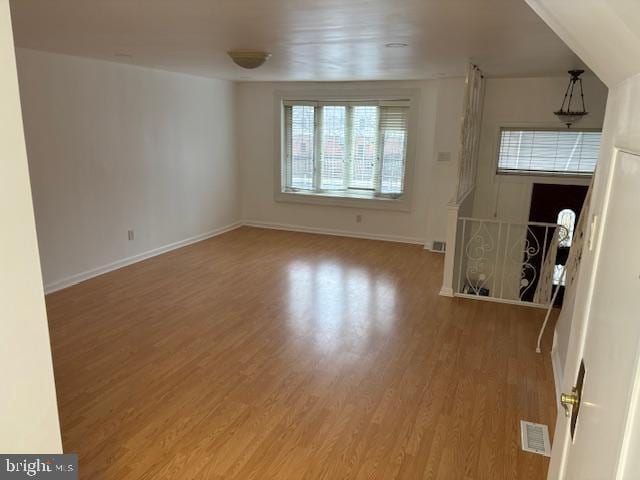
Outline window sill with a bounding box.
[275,190,411,211]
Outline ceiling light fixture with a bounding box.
[385,42,408,48]
[227,50,271,69]
[554,69,589,128]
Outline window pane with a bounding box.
[380,105,409,195]
[349,106,379,190]
[320,106,346,190]
[290,106,315,189]
[380,130,406,194]
[557,208,577,247]
[498,129,601,175]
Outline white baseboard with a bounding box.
[44,220,426,295]
[44,222,243,294]
[243,220,425,245]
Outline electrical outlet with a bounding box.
[356,214,362,223]
[128,229,135,241]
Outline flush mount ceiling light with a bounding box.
[227,50,271,69]
[554,69,589,128]
[385,42,408,48]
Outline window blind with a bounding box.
[285,105,315,190]
[283,100,410,199]
[498,129,601,176]
[320,106,346,190]
[379,106,409,194]
[349,106,379,190]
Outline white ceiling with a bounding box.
[526,0,640,87]
[9,0,585,81]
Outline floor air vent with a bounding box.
[432,241,446,252]
[520,420,551,457]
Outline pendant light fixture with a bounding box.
[227,50,271,69]
[554,69,588,128]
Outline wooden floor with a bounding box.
[46,227,557,479]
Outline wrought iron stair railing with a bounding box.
[454,217,569,307]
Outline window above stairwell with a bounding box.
[496,128,602,177]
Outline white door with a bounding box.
[550,150,640,479]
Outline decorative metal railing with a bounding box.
[454,217,569,307]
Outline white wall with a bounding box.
[237,78,465,246]
[0,0,62,453]
[427,79,466,244]
[472,75,609,222]
[16,48,240,291]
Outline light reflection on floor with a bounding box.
[287,259,397,355]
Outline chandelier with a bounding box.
[554,69,588,128]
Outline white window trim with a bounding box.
[493,124,602,184]
[273,87,420,212]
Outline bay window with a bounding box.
[281,100,410,201]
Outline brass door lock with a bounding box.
[561,387,579,417]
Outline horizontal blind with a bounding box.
[349,106,379,190]
[285,105,315,190]
[379,106,409,194]
[284,106,293,187]
[320,106,347,190]
[498,129,601,175]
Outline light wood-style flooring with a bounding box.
[46,227,557,479]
